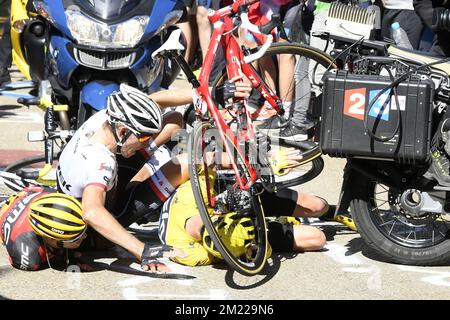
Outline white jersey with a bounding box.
[57,110,173,200]
[57,110,118,199]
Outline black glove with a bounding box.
[213,80,237,105]
[141,243,174,272]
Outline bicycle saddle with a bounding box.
[152,29,185,59]
[388,46,450,75]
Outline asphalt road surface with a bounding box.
[1,69,450,301]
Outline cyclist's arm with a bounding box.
[81,185,144,261]
[148,77,251,108]
[149,88,192,108]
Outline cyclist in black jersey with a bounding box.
[0,187,88,271]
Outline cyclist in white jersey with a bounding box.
[57,84,192,272]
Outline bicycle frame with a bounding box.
[193,0,283,202]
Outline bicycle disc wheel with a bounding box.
[213,42,336,189]
[3,155,58,191]
[188,121,269,276]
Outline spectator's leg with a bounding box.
[177,1,196,65]
[308,8,331,93]
[278,48,295,118]
[0,0,12,84]
[177,21,194,64]
[272,7,328,142]
[196,1,212,62]
[291,51,313,129]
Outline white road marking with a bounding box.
[325,244,450,289]
[398,265,450,287]
[0,112,43,123]
[122,288,228,300]
[323,243,364,265]
[342,267,373,273]
[324,243,382,291]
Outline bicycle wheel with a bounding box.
[213,42,336,188]
[188,121,269,276]
[3,155,58,191]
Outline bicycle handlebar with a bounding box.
[208,1,273,64]
[240,11,273,64]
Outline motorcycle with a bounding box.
[8,0,186,126]
[317,4,450,265]
[0,0,187,190]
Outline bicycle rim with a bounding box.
[4,155,58,190]
[188,122,269,276]
[213,42,335,189]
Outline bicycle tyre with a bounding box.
[213,42,336,189]
[4,155,58,190]
[188,121,269,276]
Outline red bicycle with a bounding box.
[157,0,336,275]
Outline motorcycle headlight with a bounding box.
[65,9,149,49]
[113,17,149,47]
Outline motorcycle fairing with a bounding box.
[80,81,120,111]
[141,0,186,44]
[34,0,73,40]
[130,36,165,92]
[48,35,78,88]
[62,0,155,24]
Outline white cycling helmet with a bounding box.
[107,84,163,135]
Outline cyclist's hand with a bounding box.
[229,75,252,99]
[270,147,303,176]
[141,244,187,273]
[73,252,94,272]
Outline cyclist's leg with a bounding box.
[114,153,189,227]
[268,221,326,252]
[260,188,328,218]
[278,48,295,117]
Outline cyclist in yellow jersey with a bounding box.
[158,171,329,267]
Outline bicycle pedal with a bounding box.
[333,215,357,232]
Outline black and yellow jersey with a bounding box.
[158,174,219,266]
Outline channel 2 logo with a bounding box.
[344,88,406,121]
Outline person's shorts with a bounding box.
[259,188,298,217]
